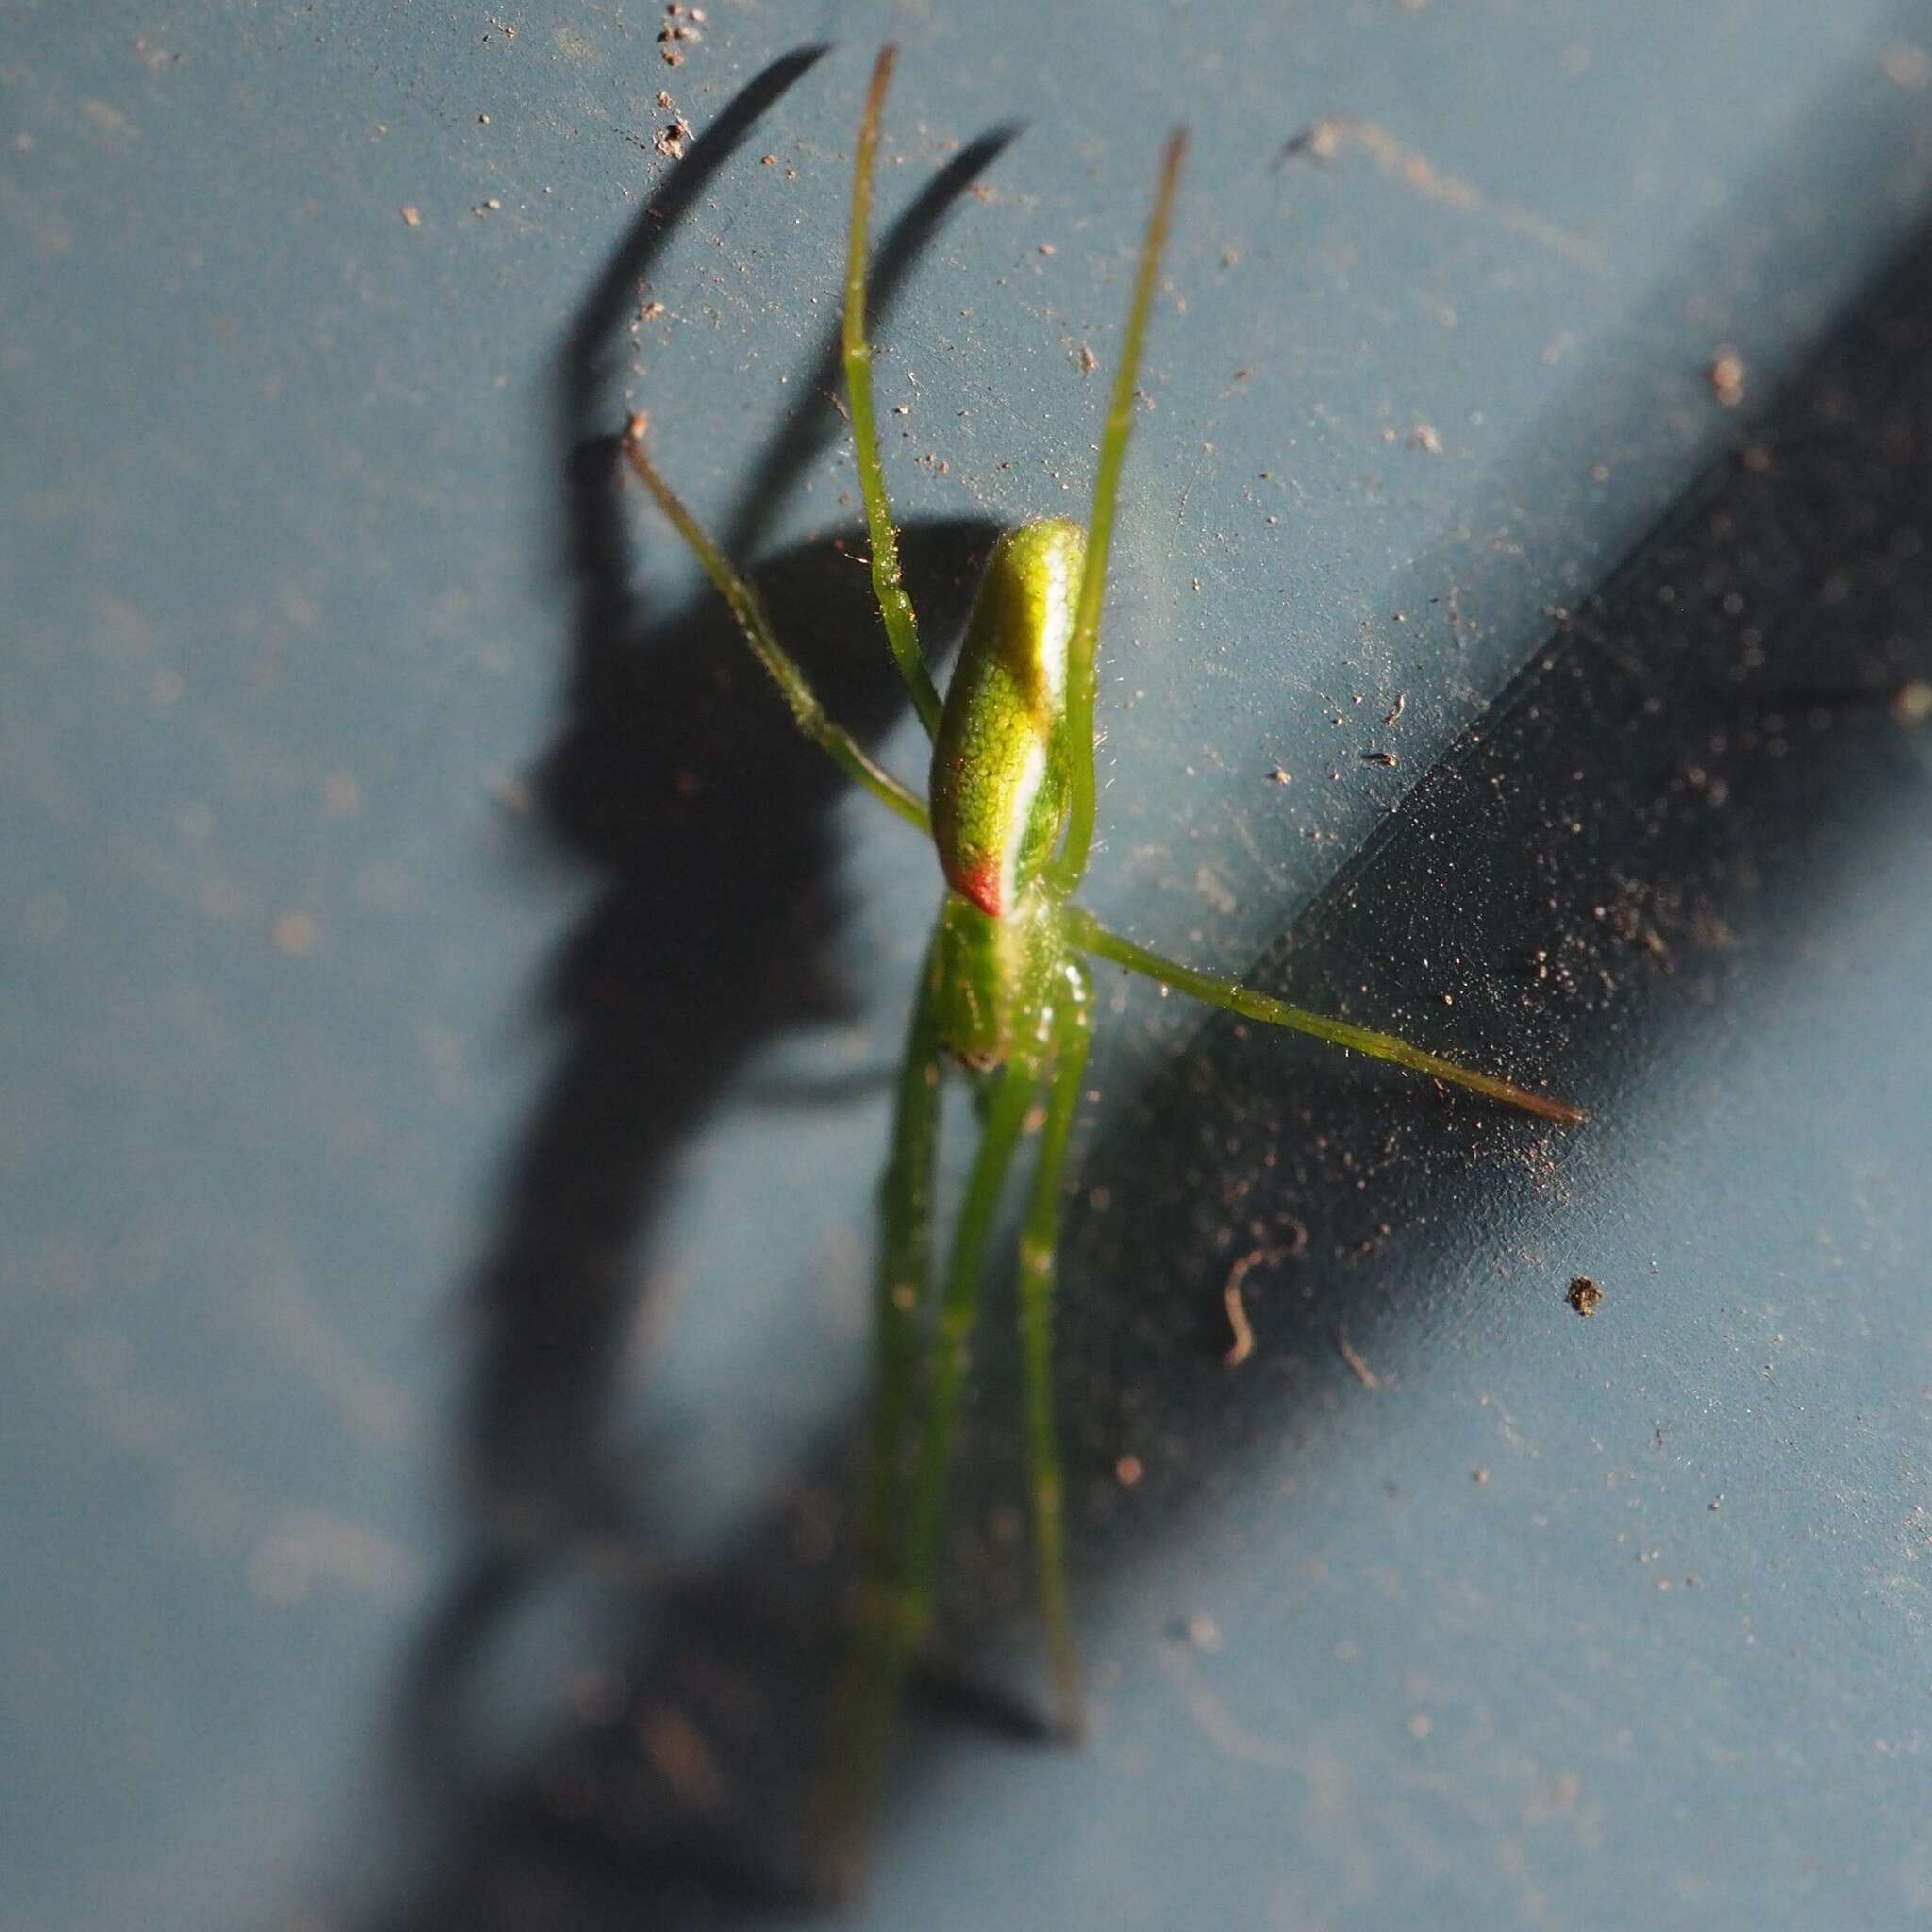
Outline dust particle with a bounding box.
[399,205,421,226]
[1115,1454,1144,1487]
[1172,1614,1222,1653]
[1409,422,1442,455]
[1076,342,1096,375]
[274,911,318,958]
[637,1709,724,1813]
[1892,679,1932,725]
[1708,348,1746,408]
[1223,1279,1255,1366]
[1883,41,1930,90]
[1566,1275,1602,1318]
[1337,1327,1381,1389]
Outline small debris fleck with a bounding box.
[1566,1275,1603,1318]
[1223,1279,1256,1366]
[759,152,776,166]
[1267,765,1291,785]
[1337,1327,1381,1390]
[1361,749,1397,767]
[1473,1467,1489,1485]
[1171,1614,1223,1653]
[1115,1454,1144,1487]
[640,299,665,321]
[1708,347,1746,408]
[1384,691,1406,724]
[399,205,421,226]
[1883,40,1931,90]
[273,911,317,958]
[1076,342,1096,375]
[1409,421,1442,455]
[1892,679,1932,725]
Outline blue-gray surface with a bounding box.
[6,3,1932,1927]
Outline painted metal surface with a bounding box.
[6,4,1932,1926]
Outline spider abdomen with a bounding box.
[928,519,1085,918]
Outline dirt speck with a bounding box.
[1708,347,1746,408]
[399,204,421,226]
[1566,1275,1602,1318]
[1892,679,1932,725]
[638,1708,725,1813]
[1337,1327,1382,1389]
[1883,40,1930,90]
[274,910,318,958]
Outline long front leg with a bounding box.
[1049,129,1187,896]
[842,46,943,738]
[1065,908,1585,1123]
[619,419,930,833]
[1016,965,1093,1740]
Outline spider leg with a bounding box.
[814,1046,1041,1886]
[858,926,943,1597]
[1050,128,1187,895]
[844,47,944,737]
[1066,908,1585,1122]
[1016,962,1093,1739]
[619,420,929,832]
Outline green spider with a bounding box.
[621,44,1581,1868]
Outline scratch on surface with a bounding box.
[1158,1641,1292,1768]
[1282,117,1595,268]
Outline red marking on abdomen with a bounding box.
[948,855,1003,919]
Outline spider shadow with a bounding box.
[358,49,1018,1929]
